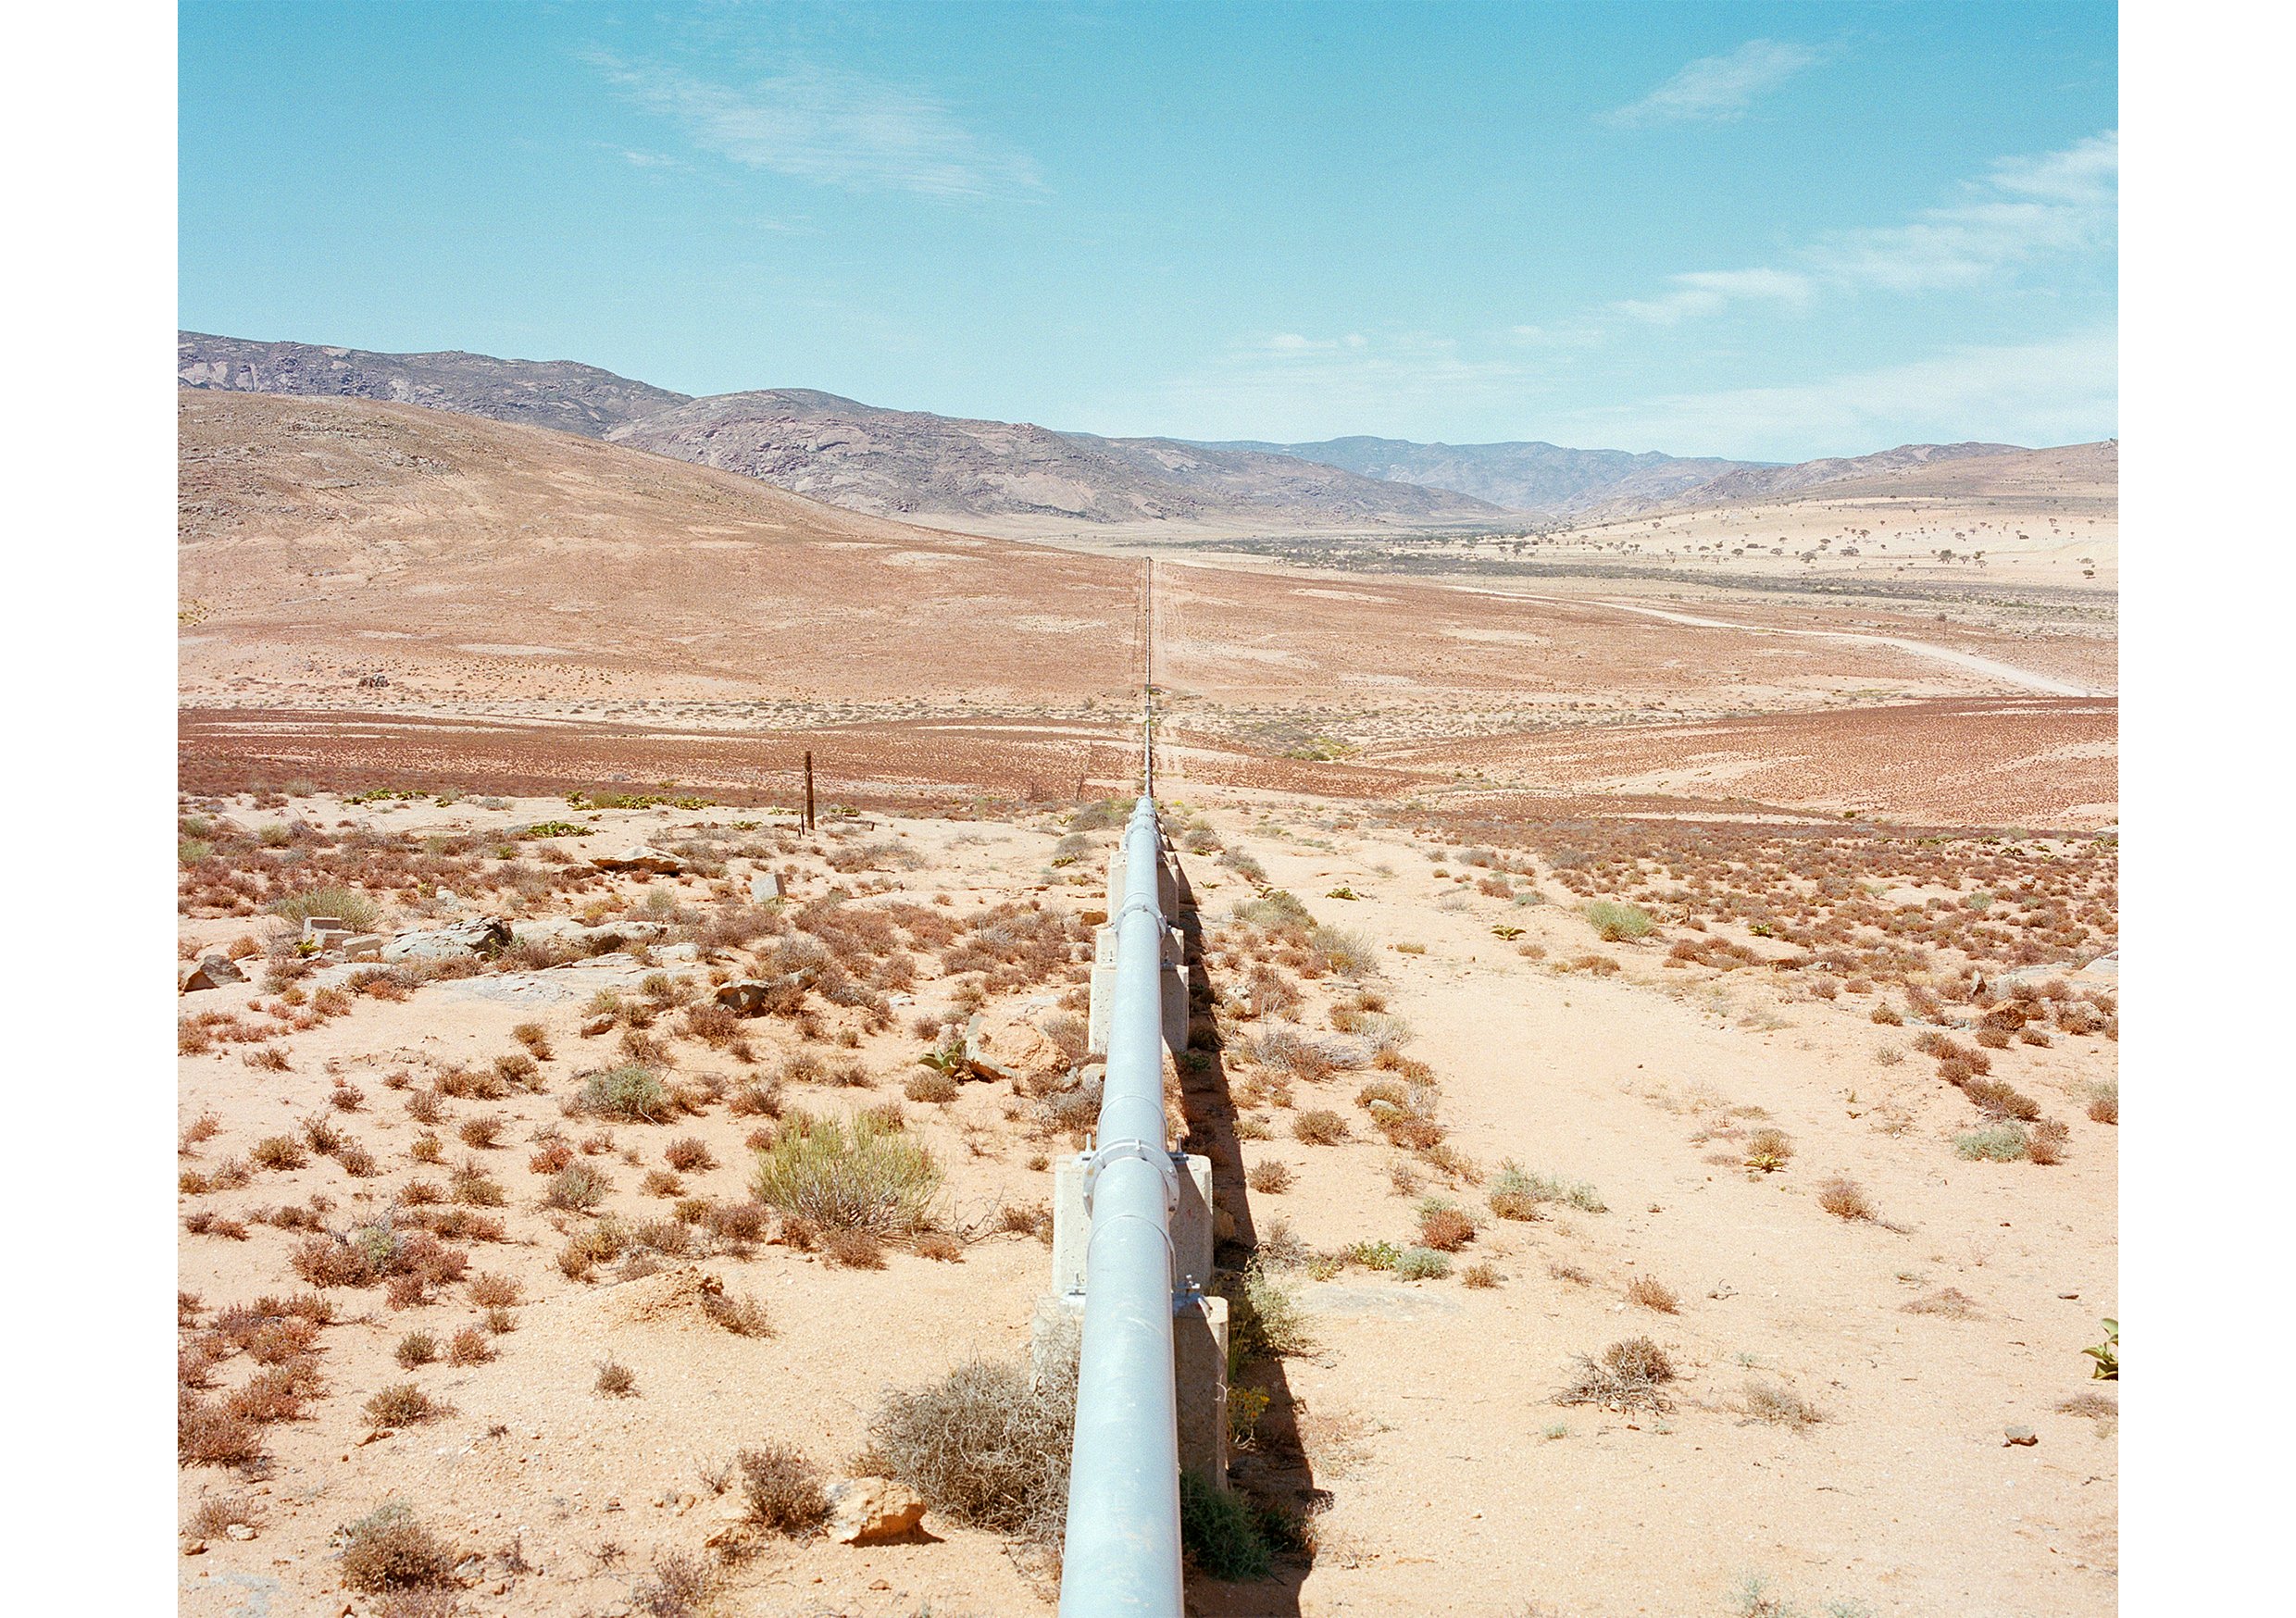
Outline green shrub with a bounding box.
[1954,1125,2030,1162]
[545,1163,613,1211]
[1585,901,1655,942]
[1226,1261,1312,1360]
[1488,1160,1606,1217]
[268,885,382,931]
[752,1114,941,1234]
[1233,890,1314,931]
[1307,925,1377,976]
[1392,1246,1451,1280]
[2084,1318,2118,1380]
[579,1065,670,1122]
[1179,1470,1272,1581]
[1343,1238,1401,1271]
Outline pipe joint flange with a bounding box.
[1081,1138,1180,1214]
[1109,896,1164,930]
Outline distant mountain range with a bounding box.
[1203,435,1760,517]
[178,331,2078,533]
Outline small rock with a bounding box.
[826,1478,929,1546]
[2004,1425,2039,1447]
[181,1538,207,1556]
[181,954,245,992]
[703,1500,754,1550]
[749,872,783,902]
[715,977,801,1017]
[382,916,511,963]
[963,1011,1069,1088]
[340,934,383,962]
[225,1524,256,1541]
[593,846,685,876]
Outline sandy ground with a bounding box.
[178,394,2116,1614]
[177,791,2115,1618]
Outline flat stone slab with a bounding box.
[1303,1283,1465,1321]
[432,953,655,1005]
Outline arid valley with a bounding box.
[179,375,2117,1618]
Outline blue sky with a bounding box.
[179,1,2116,460]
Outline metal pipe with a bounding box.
[1056,793,1183,1616]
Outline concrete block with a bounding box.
[1051,1152,1215,1298]
[1028,1291,1226,1489]
[1085,940,1190,1058]
[1104,846,1179,916]
[1175,1292,1229,1487]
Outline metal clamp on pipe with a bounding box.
[1080,1138,1180,1214]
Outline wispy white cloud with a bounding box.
[1609,131,2116,322]
[1605,40,1824,127]
[1614,268,1815,326]
[590,55,1043,201]
[1540,328,2117,460]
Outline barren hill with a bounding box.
[1209,434,1756,515]
[606,391,1507,535]
[1609,441,2117,518]
[178,330,690,440]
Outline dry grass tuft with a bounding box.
[1741,1379,1824,1429]
[737,1442,830,1536]
[1624,1274,1679,1313]
[1903,1287,1981,1318]
[1816,1177,1876,1221]
[1247,1161,1295,1195]
[339,1501,456,1592]
[1556,1336,1676,1412]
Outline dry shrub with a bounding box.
[446,1326,494,1366]
[904,1068,959,1104]
[703,1291,775,1338]
[1557,1336,1676,1412]
[179,1392,265,1469]
[1292,1109,1348,1146]
[513,1022,555,1061]
[1964,1078,2040,1122]
[867,1355,1074,1545]
[528,1139,575,1176]
[2027,1116,2070,1166]
[914,1230,965,1263]
[1417,1202,1477,1252]
[632,1551,716,1618]
[340,1502,457,1592]
[187,1494,263,1539]
[595,1359,637,1397]
[252,1136,307,1172]
[1816,1177,1876,1221]
[1903,1287,1980,1318]
[1741,1379,1823,1429]
[457,1115,505,1150]
[226,1368,312,1425]
[1462,1262,1501,1288]
[1742,1128,1794,1172]
[737,1443,830,1536]
[665,1137,714,1173]
[394,1332,437,1368]
[1246,1161,1294,1195]
[364,1383,446,1428]
[1624,1274,1678,1313]
[823,1228,887,1269]
[2087,1081,2117,1125]
[466,1266,520,1303]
